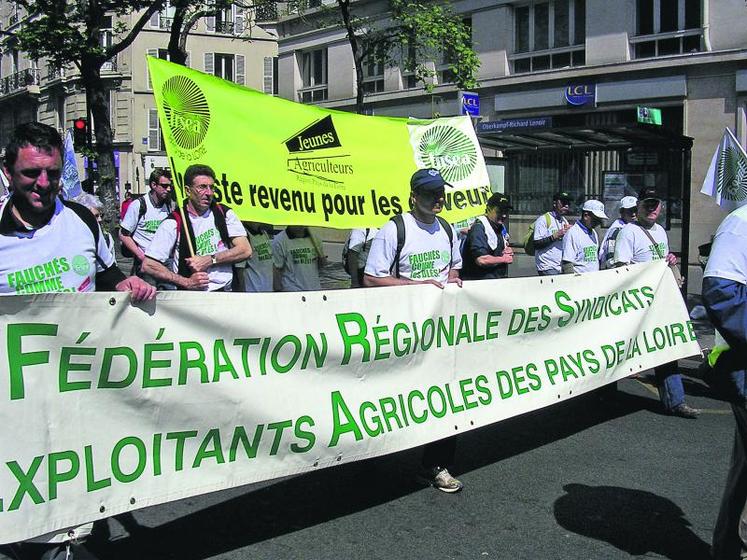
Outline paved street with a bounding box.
[0,282,736,560]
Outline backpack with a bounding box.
[341,228,370,275]
[120,196,148,258]
[523,212,552,256]
[390,214,453,278]
[63,200,107,269]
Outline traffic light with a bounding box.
[72,117,88,151]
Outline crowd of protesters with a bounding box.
[2,121,747,558]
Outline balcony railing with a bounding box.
[101,57,118,72]
[8,12,18,26]
[46,65,66,81]
[255,3,278,21]
[0,68,40,96]
[214,20,235,34]
[159,16,173,30]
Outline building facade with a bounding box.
[276,0,747,290]
[0,1,278,197]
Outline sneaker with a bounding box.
[669,403,700,419]
[419,467,464,493]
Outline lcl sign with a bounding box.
[459,91,480,117]
[564,83,596,106]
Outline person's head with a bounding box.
[286,225,308,238]
[148,168,173,205]
[552,191,572,215]
[3,122,64,216]
[486,193,512,223]
[184,164,216,214]
[580,199,608,228]
[619,196,637,224]
[410,168,447,220]
[73,193,104,223]
[636,187,662,227]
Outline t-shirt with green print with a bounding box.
[613,222,669,265]
[561,221,600,274]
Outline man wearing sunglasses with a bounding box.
[613,186,700,419]
[142,164,251,291]
[533,191,572,276]
[119,168,174,278]
[364,168,464,493]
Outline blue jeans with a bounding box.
[655,361,685,410]
[538,268,561,276]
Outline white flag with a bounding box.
[700,127,747,210]
[61,129,83,199]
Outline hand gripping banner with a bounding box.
[147,57,491,228]
[0,262,699,542]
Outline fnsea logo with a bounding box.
[161,76,211,151]
[414,125,477,184]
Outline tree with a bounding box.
[275,0,480,114]
[15,0,165,233]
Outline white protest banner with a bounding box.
[0,261,699,542]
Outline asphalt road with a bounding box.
[1,261,732,560]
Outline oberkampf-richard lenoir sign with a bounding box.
[147,57,491,228]
[0,262,698,542]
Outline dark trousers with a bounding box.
[713,403,747,559]
[421,436,457,470]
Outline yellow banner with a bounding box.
[148,57,491,228]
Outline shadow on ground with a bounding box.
[82,389,657,560]
[554,483,711,560]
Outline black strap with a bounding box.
[390,214,453,278]
[62,200,106,269]
[635,223,665,259]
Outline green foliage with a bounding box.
[15,0,162,67]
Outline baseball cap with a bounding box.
[638,186,661,201]
[582,199,609,219]
[620,196,638,209]
[553,191,572,202]
[410,168,449,192]
[487,193,513,209]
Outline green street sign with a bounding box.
[637,106,662,125]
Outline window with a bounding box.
[150,1,176,29]
[263,56,278,95]
[511,0,586,74]
[100,16,117,72]
[204,53,245,84]
[206,4,244,34]
[298,48,328,103]
[362,49,385,94]
[632,0,702,58]
[148,108,163,152]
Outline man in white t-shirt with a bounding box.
[0,122,154,559]
[599,196,637,269]
[345,227,378,287]
[119,168,174,277]
[142,164,251,291]
[236,221,274,292]
[614,186,699,419]
[533,191,572,275]
[561,199,607,274]
[272,226,325,291]
[364,168,464,494]
[702,204,747,558]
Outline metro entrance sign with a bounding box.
[637,106,663,126]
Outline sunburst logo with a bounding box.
[415,126,477,183]
[161,76,210,151]
[716,144,747,202]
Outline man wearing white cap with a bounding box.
[599,196,637,269]
[561,199,607,274]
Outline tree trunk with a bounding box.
[337,0,365,114]
[167,0,188,65]
[81,58,118,236]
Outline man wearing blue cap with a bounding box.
[364,168,464,492]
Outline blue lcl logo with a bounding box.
[460,91,480,117]
[565,84,595,106]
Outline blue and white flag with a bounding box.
[701,127,747,211]
[61,129,82,199]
